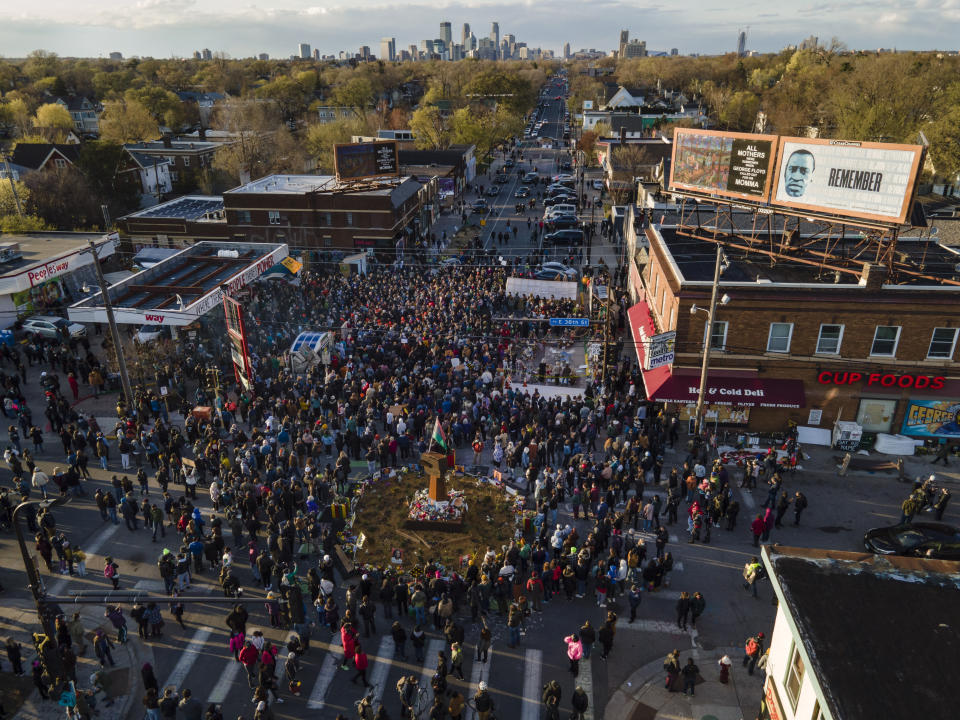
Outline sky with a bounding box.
[2,0,958,59]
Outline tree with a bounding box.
[77,140,141,218]
[0,214,53,233]
[577,130,599,166]
[0,98,32,138]
[304,117,369,174]
[330,76,375,118]
[212,99,307,183]
[719,91,760,132]
[409,106,450,150]
[451,107,524,160]
[23,169,102,230]
[99,99,159,144]
[32,103,74,141]
[125,87,183,124]
[388,107,410,130]
[0,180,30,217]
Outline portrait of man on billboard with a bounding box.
[784,149,815,197]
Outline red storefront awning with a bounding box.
[651,374,806,409]
[627,300,805,409]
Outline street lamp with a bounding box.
[13,496,68,684]
[691,246,729,442]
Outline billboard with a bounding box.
[334,140,399,181]
[900,398,960,438]
[641,329,676,370]
[670,129,777,201]
[771,137,923,224]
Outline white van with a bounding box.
[545,204,577,218]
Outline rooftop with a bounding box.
[224,175,425,207]
[125,140,220,153]
[765,545,960,720]
[0,232,109,275]
[124,196,224,221]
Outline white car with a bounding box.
[540,262,579,280]
[21,315,86,340]
[134,324,170,343]
[592,179,605,190]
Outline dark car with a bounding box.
[534,269,568,281]
[863,521,960,560]
[522,172,539,184]
[471,200,489,213]
[544,229,584,246]
[494,173,510,184]
[486,186,500,197]
[547,215,579,230]
[514,187,530,198]
[560,161,572,171]
[503,159,515,168]
[543,195,577,208]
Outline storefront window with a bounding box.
[856,398,897,433]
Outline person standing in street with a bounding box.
[564,633,583,676]
[351,644,370,687]
[627,584,641,623]
[742,557,762,598]
[663,649,681,692]
[743,632,764,675]
[676,591,690,630]
[793,492,808,526]
[690,592,706,629]
[750,514,764,546]
[934,487,951,521]
[681,658,700,695]
[597,618,615,660]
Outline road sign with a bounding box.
[549,317,590,327]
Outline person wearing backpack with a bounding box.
[104,556,120,590]
[742,632,765,675]
[742,556,762,598]
[473,681,494,720]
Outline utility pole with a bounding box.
[2,154,24,217]
[88,238,134,413]
[693,246,725,441]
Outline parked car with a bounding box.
[21,315,86,340]
[522,172,539,184]
[592,179,605,190]
[539,262,579,279]
[547,215,579,230]
[863,521,960,560]
[134,324,171,344]
[543,231,584,248]
[534,269,569,281]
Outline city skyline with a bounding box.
[2,0,957,59]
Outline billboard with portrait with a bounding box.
[900,398,960,438]
[669,129,777,201]
[334,140,399,181]
[771,137,923,224]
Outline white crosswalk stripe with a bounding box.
[368,636,395,707]
[133,579,214,594]
[616,619,691,635]
[738,486,756,510]
[467,650,494,720]
[163,626,212,690]
[421,639,446,705]
[48,522,119,595]
[520,648,543,720]
[208,658,242,704]
[580,654,595,720]
[307,634,342,709]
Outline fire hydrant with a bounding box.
[718,655,732,684]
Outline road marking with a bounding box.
[738,486,756,510]
[674,561,684,572]
[669,534,680,543]
[421,639,445,704]
[163,626,212,689]
[306,634,342,709]
[48,522,119,595]
[368,636,395,707]
[208,658,242,704]
[468,650,494,720]
[640,589,682,600]
[132,579,213,594]
[615,619,690,635]
[580,653,595,720]
[520,648,543,720]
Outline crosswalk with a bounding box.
[152,608,700,720]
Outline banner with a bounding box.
[641,329,676,370]
[771,137,923,224]
[900,398,960,438]
[670,129,777,201]
[334,140,399,181]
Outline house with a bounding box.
[123,138,220,189]
[119,150,173,201]
[603,85,646,110]
[316,106,361,124]
[8,143,81,174]
[759,545,960,720]
[54,95,100,135]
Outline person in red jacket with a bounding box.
[351,644,370,687]
[238,641,259,688]
[340,621,358,671]
[750,514,765,547]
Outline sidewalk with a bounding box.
[3,597,154,720]
[606,645,763,720]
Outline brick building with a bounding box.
[222,174,434,251]
[627,215,960,437]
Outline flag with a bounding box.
[430,418,448,452]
